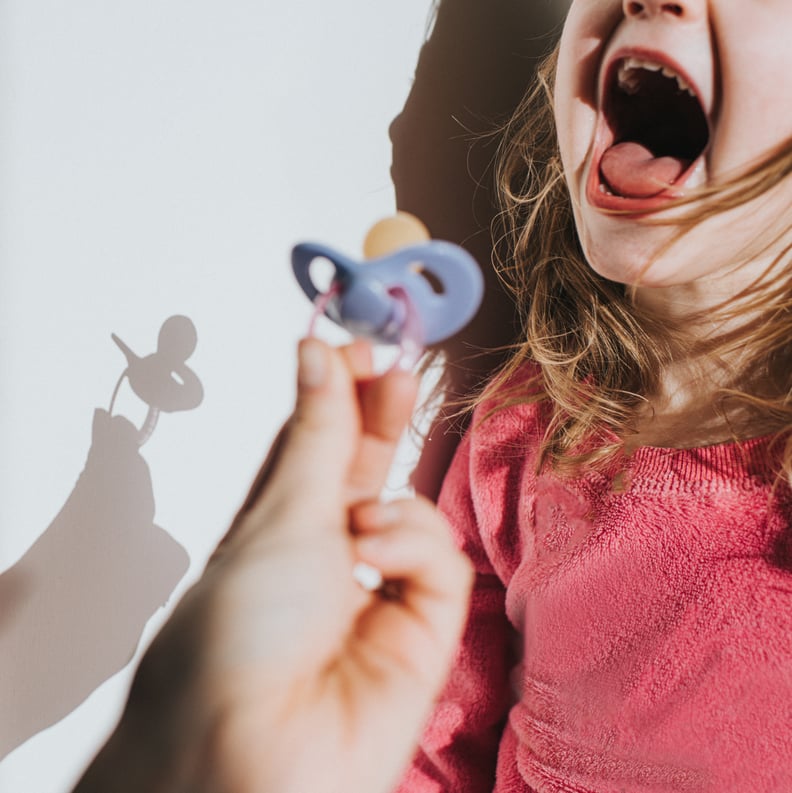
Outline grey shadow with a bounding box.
[0,316,201,759]
[390,0,571,498]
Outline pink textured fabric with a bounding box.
[395,381,792,792]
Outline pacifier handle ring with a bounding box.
[308,281,342,338]
[388,285,424,370]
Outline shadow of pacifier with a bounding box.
[292,212,485,367]
[110,315,204,445]
[0,316,200,760]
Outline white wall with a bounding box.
[0,1,430,789]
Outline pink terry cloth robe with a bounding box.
[394,373,792,793]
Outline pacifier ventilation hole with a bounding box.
[410,263,445,295]
[308,256,337,293]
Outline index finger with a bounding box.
[345,365,420,504]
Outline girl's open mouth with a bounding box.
[587,52,711,213]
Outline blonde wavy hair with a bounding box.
[484,46,792,479]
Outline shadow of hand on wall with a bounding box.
[391,0,571,499]
[0,316,202,759]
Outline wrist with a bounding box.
[72,586,220,793]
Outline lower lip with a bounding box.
[585,152,703,215]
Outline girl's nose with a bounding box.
[623,0,700,20]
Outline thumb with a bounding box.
[259,338,360,509]
[212,338,362,556]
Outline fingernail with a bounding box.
[297,339,327,389]
[353,561,384,592]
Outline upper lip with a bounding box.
[600,47,710,119]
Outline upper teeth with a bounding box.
[617,57,694,97]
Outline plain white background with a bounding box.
[0,1,431,789]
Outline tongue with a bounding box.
[600,142,689,199]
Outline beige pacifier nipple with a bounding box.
[362,211,431,260]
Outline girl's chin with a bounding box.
[581,238,678,289]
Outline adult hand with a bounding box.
[73,339,472,793]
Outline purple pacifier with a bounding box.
[292,213,484,364]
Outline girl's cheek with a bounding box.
[555,9,615,183]
[709,36,792,177]
[559,0,623,97]
[555,96,596,192]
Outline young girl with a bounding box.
[396,1,792,791]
